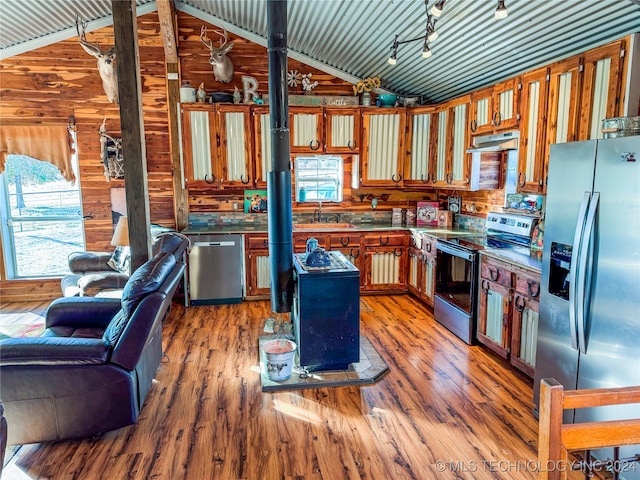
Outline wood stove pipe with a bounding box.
[267,0,294,313]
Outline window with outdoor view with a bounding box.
[0,153,85,278]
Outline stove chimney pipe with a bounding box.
[266,0,294,313]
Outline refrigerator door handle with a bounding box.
[568,191,591,350]
[576,192,599,354]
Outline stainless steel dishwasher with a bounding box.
[188,234,243,305]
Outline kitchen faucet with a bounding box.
[316,201,322,222]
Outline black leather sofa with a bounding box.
[0,238,187,445]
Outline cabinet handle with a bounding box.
[492,111,502,127]
[379,236,389,246]
[340,236,350,247]
[426,243,431,253]
[309,140,321,151]
[350,248,360,259]
[527,280,540,298]
[420,174,426,183]
[393,248,402,257]
[410,236,416,247]
[481,279,490,293]
[263,239,268,248]
[470,119,477,133]
[518,172,526,188]
[431,173,437,184]
[515,295,526,313]
[240,174,250,184]
[489,267,499,282]
[446,173,453,184]
[348,140,357,150]
[392,173,402,183]
[204,173,216,184]
[465,176,470,185]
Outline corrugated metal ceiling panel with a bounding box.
[1,0,639,103]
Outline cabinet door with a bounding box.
[404,107,435,187]
[510,271,541,377]
[431,108,448,187]
[448,100,470,188]
[518,68,549,193]
[546,57,581,149]
[419,252,436,307]
[246,249,271,297]
[470,86,494,135]
[364,246,407,291]
[477,278,512,359]
[361,109,405,187]
[253,105,272,188]
[216,104,253,188]
[578,40,625,141]
[181,105,219,187]
[492,77,521,132]
[407,247,421,296]
[290,107,324,153]
[325,108,360,154]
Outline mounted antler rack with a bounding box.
[99,118,124,181]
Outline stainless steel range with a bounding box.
[433,212,538,344]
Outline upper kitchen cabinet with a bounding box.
[577,40,626,141]
[180,103,253,189]
[431,96,471,189]
[360,108,406,187]
[469,78,521,135]
[290,106,324,153]
[324,107,361,154]
[253,105,272,187]
[518,67,549,194]
[180,104,219,188]
[404,106,436,187]
[216,104,253,188]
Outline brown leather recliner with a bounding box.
[0,240,187,445]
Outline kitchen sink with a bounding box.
[294,222,356,230]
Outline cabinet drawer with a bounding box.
[329,234,361,248]
[246,235,269,250]
[514,272,541,298]
[364,233,408,247]
[480,261,512,287]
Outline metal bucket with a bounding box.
[601,116,640,138]
[263,339,297,381]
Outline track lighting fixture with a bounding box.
[495,0,508,19]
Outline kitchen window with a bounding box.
[294,155,343,203]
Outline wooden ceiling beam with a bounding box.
[157,0,178,64]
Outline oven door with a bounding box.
[434,241,478,344]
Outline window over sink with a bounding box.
[294,155,343,203]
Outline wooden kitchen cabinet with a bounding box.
[360,108,406,187]
[407,247,421,297]
[404,106,436,187]
[253,105,272,187]
[293,232,330,253]
[181,104,253,189]
[469,77,521,135]
[328,233,364,287]
[517,67,549,194]
[477,256,513,359]
[245,234,271,298]
[477,253,541,377]
[430,97,470,189]
[419,233,437,306]
[325,107,361,154]
[290,106,324,153]
[362,232,408,292]
[510,270,540,378]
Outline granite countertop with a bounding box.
[181,223,468,235]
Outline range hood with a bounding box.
[467,131,520,152]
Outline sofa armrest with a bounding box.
[0,336,111,366]
[77,272,129,296]
[46,297,122,330]
[68,251,114,274]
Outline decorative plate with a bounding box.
[416,201,439,226]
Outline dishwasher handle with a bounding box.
[193,241,237,247]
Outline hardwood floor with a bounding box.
[3,295,556,479]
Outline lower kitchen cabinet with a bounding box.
[477,253,540,377]
[329,233,364,288]
[408,234,437,306]
[363,232,408,292]
[245,235,271,298]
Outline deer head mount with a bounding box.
[76,16,119,105]
[200,25,235,84]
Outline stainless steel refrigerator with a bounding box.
[533,136,640,476]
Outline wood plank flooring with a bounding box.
[0,295,574,479]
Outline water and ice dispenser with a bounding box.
[548,242,572,300]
